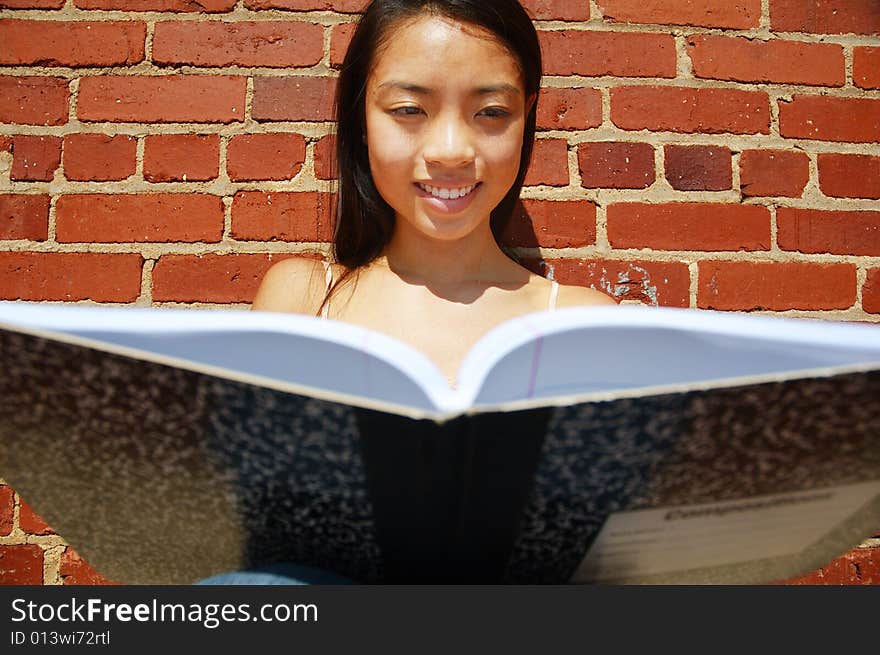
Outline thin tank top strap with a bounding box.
[547,280,559,312]
[320,260,333,318]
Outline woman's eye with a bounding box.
[478,107,510,118]
[390,106,424,117]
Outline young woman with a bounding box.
[252,0,616,390]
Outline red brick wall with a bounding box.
[1,0,878,584]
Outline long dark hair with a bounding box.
[319,0,542,315]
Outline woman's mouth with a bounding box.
[416,182,479,200]
[414,182,481,213]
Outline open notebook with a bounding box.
[1,302,879,584]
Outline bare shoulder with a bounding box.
[555,282,618,308]
[251,256,332,314]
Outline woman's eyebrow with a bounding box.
[375,81,521,96]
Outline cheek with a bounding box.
[367,121,416,184]
[482,129,524,184]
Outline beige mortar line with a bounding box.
[674,34,693,80]
[688,261,698,308]
[145,19,155,63]
[244,75,254,125]
[769,205,779,252]
[600,87,611,128]
[222,195,233,241]
[67,77,79,127]
[155,302,254,310]
[731,149,742,195]
[769,91,782,139]
[134,134,144,180]
[566,140,582,188]
[802,152,823,202]
[519,247,880,268]
[0,62,339,78]
[760,0,770,30]
[138,257,154,306]
[0,123,338,139]
[588,0,602,21]
[536,75,880,98]
[47,195,58,243]
[749,308,879,322]
[856,266,867,311]
[320,22,333,70]
[844,44,854,89]
[0,9,362,25]
[593,203,610,252]
[42,542,65,586]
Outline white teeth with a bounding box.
[419,183,477,200]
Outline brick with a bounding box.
[697,260,856,311]
[612,86,769,135]
[329,23,356,69]
[56,194,224,243]
[539,30,676,78]
[537,87,602,131]
[152,253,297,303]
[314,134,336,180]
[143,134,219,183]
[18,497,53,535]
[664,145,731,191]
[244,0,366,10]
[523,139,569,187]
[599,0,761,29]
[0,20,146,67]
[0,252,142,301]
[0,76,68,126]
[231,191,334,242]
[818,154,880,200]
[0,544,43,584]
[522,0,591,20]
[687,35,844,87]
[864,268,880,314]
[60,548,117,585]
[227,133,307,182]
[779,95,880,143]
[252,76,336,122]
[739,149,809,198]
[63,134,137,182]
[75,0,236,10]
[540,258,690,306]
[0,486,12,536]
[77,76,246,124]
[770,0,880,35]
[607,202,771,251]
[153,21,323,68]
[1,0,63,6]
[0,194,50,240]
[500,199,597,248]
[777,208,880,256]
[775,547,880,585]
[10,135,61,182]
[853,47,880,89]
[578,142,655,189]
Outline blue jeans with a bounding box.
[196,563,356,585]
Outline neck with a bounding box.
[378,219,517,288]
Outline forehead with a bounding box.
[369,15,523,90]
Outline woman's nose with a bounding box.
[422,115,475,167]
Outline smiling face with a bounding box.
[364,15,530,243]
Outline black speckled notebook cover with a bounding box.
[2,328,879,584]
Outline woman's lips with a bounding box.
[414,181,481,213]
